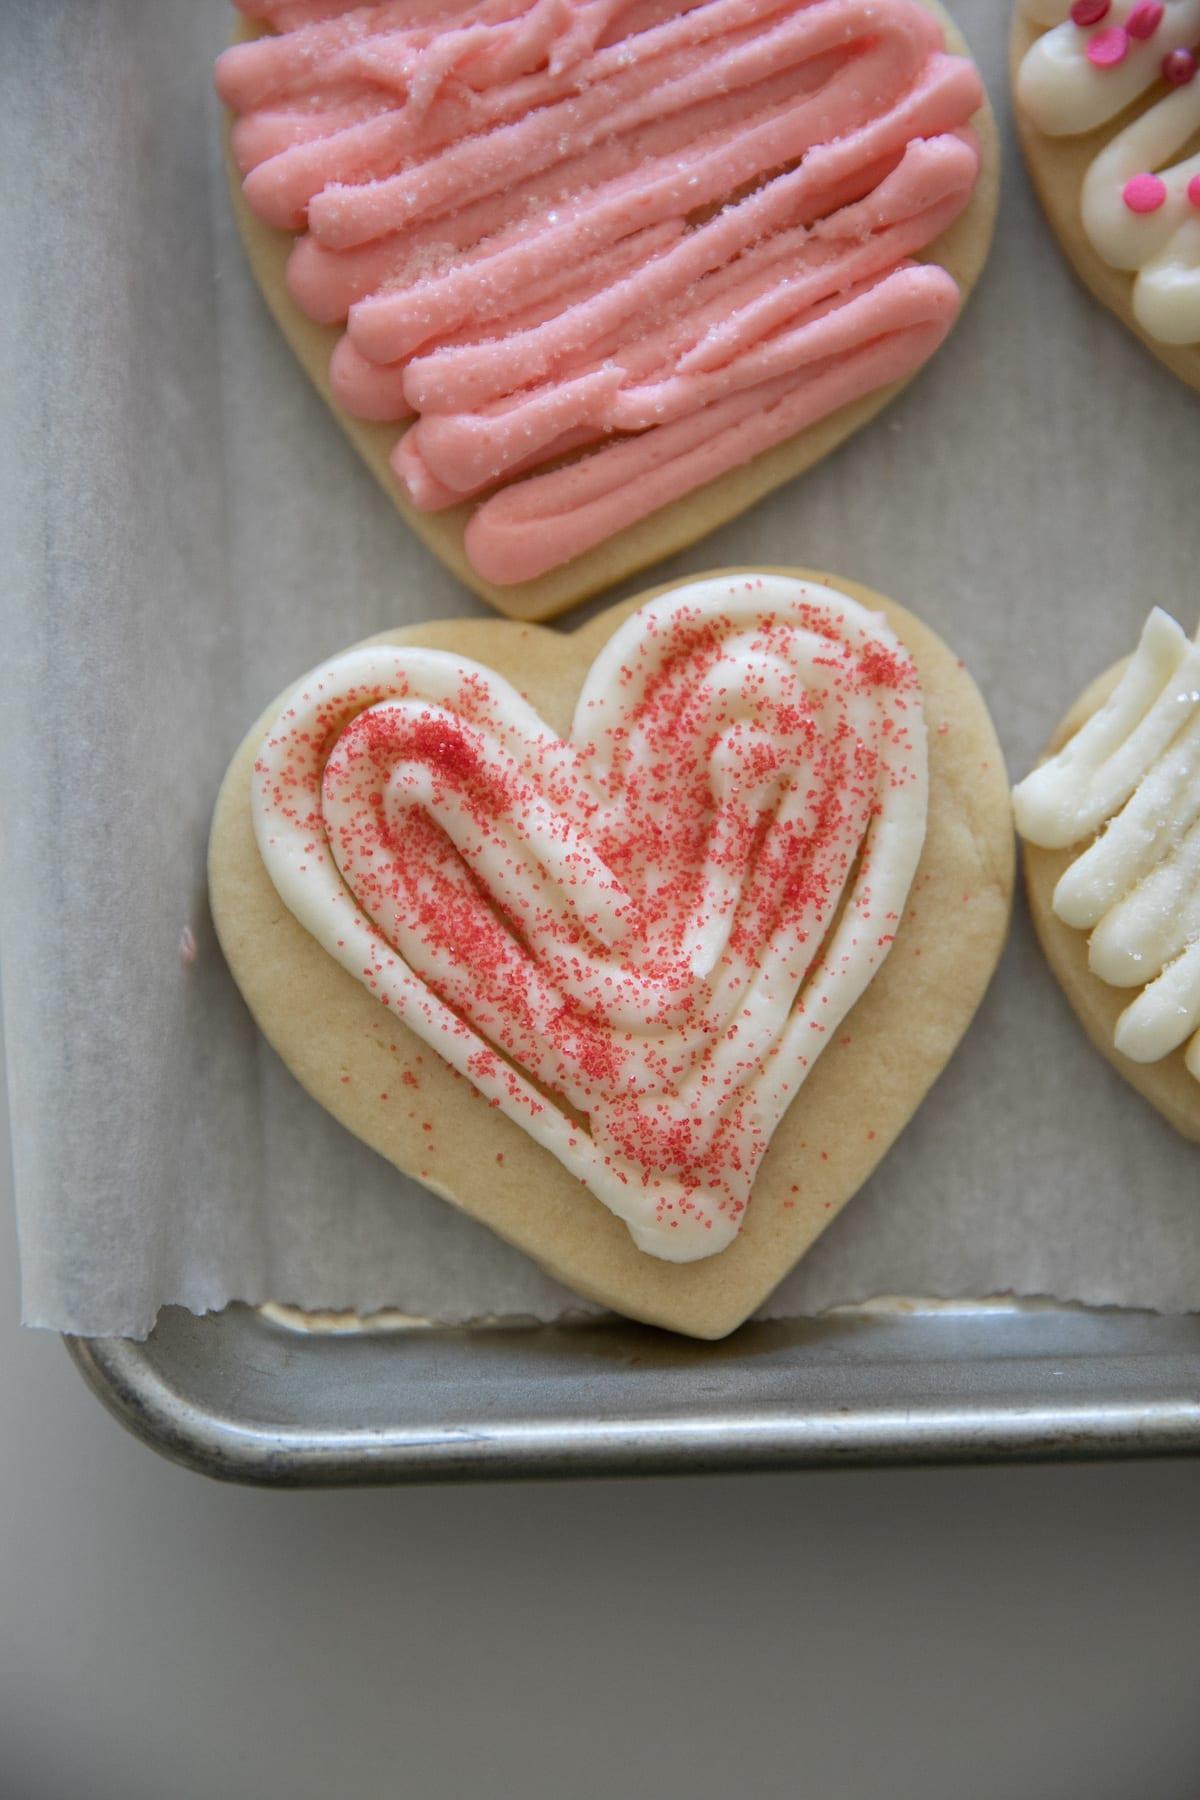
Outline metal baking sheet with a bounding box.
[7,0,1198,1465]
[67,1301,1200,1484]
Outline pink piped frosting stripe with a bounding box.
[217,0,984,584]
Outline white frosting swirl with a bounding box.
[1014,606,1200,1079]
[253,576,928,1259]
[1017,0,1200,346]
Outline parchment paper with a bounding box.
[2,0,1197,1341]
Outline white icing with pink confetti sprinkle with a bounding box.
[1018,0,1200,346]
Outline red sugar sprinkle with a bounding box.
[1123,171,1167,212]
[1125,1,1162,39]
[1189,173,1200,206]
[1070,0,1109,22]
[1165,48,1198,86]
[856,643,915,694]
[1087,25,1129,65]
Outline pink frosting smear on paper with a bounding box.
[217,0,983,584]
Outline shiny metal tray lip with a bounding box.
[65,1299,1200,1486]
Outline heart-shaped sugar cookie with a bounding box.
[209,569,1012,1338]
[217,0,999,621]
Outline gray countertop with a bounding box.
[3,1033,1199,1799]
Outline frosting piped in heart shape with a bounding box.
[253,574,928,1257]
[216,0,988,589]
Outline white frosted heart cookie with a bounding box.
[1014,606,1200,1141]
[216,0,999,621]
[1012,0,1200,390]
[209,569,1013,1338]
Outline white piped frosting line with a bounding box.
[1014,606,1200,1081]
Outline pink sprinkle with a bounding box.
[1188,174,1200,208]
[1125,1,1163,40]
[1162,47,1197,85]
[1123,171,1168,212]
[1088,24,1129,65]
[1070,0,1109,22]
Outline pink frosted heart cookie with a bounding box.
[216,0,998,619]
